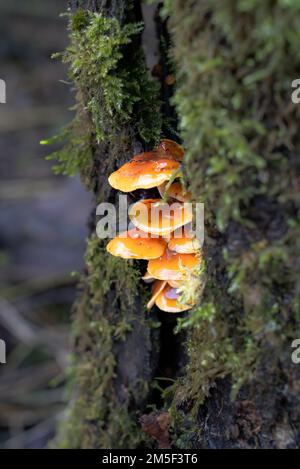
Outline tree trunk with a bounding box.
[56,0,300,449]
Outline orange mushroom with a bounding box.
[131,151,162,162]
[168,229,200,254]
[158,181,191,202]
[129,199,193,236]
[147,249,199,281]
[106,139,201,315]
[147,280,167,309]
[108,155,181,192]
[142,271,155,283]
[142,272,183,289]
[106,228,166,260]
[155,284,193,313]
[156,139,184,161]
[168,279,183,288]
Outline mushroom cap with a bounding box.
[131,151,160,162]
[167,279,183,288]
[142,272,183,289]
[147,280,167,309]
[129,199,193,236]
[155,284,193,313]
[106,228,166,260]
[158,181,191,202]
[147,249,199,281]
[142,271,155,283]
[108,157,181,192]
[168,231,200,254]
[156,139,184,161]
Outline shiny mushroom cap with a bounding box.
[147,249,199,281]
[108,155,181,192]
[156,139,184,161]
[106,228,166,260]
[131,151,161,162]
[155,284,193,313]
[129,199,193,236]
[168,229,200,254]
[158,181,191,202]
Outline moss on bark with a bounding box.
[164,0,300,448]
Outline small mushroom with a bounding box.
[147,249,199,281]
[108,155,181,192]
[129,199,193,236]
[158,181,191,202]
[106,228,166,260]
[147,280,167,310]
[156,139,184,161]
[155,284,193,313]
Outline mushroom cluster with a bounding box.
[107,139,201,313]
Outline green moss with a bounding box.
[41,116,92,178]
[70,9,88,32]
[45,10,162,178]
[163,0,300,445]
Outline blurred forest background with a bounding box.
[0,0,91,448]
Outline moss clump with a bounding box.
[45,10,162,178]
[70,8,89,32]
[163,0,300,446]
